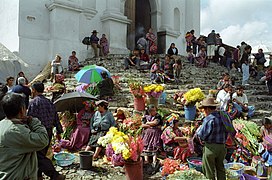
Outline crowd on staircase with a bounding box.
[1,28,272,179]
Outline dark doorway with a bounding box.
[125,0,151,51]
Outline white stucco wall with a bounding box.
[0,0,20,52]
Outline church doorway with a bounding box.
[125,0,151,51]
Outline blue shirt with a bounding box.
[262,150,272,166]
[197,111,227,144]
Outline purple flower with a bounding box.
[111,153,124,166]
[105,144,114,157]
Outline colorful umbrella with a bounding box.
[74,65,111,84]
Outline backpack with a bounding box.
[82,37,91,45]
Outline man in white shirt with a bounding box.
[232,85,254,118]
[216,84,232,111]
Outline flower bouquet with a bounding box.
[143,84,164,99]
[183,88,205,106]
[128,80,145,99]
[98,127,144,166]
[119,114,143,136]
[161,158,189,177]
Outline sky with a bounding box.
[201,0,272,52]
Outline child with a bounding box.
[187,48,195,64]
[261,117,272,178]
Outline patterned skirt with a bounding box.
[142,127,162,152]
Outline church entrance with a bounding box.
[125,0,151,51]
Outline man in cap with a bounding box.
[90,30,103,58]
[197,97,230,180]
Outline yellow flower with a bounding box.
[184,88,205,105]
[122,148,131,160]
[108,127,118,135]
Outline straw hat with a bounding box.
[198,97,220,109]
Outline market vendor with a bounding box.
[142,104,163,168]
[161,114,192,162]
[197,97,229,180]
[85,100,115,160]
[61,101,95,151]
[97,71,114,100]
[51,74,66,102]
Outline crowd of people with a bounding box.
[1,27,272,180]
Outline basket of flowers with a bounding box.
[143,84,164,108]
[98,127,144,179]
[183,88,205,121]
[128,80,146,111]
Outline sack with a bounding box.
[258,57,266,64]
[82,37,91,45]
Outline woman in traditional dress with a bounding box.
[68,51,80,71]
[142,105,163,167]
[195,46,207,68]
[161,114,192,162]
[61,101,95,150]
[100,34,109,56]
[146,28,157,55]
[85,100,115,160]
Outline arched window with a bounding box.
[174,8,180,32]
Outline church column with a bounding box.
[46,0,83,65]
[81,0,97,20]
[159,0,172,31]
[101,0,131,54]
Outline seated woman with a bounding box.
[161,55,174,79]
[97,71,114,100]
[138,48,150,70]
[85,100,115,160]
[68,51,80,71]
[195,46,207,68]
[217,72,232,90]
[61,101,95,151]
[161,114,192,162]
[51,54,63,81]
[142,105,163,167]
[51,74,66,102]
[150,58,164,83]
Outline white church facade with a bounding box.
[0,0,200,78]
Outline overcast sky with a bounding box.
[201,0,272,51]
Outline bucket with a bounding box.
[159,92,166,104]
[134,98,145,111]
[184,106,196,121]
[124,159,143,180]
[79,151,94,170]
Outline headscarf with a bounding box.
[165,113,179,127]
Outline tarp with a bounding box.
[0,43,29,83]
